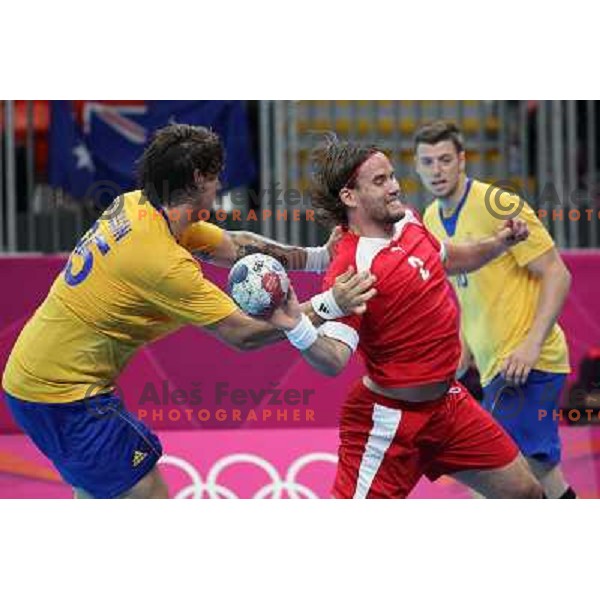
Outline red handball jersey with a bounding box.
[321,209,460,387]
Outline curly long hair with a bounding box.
[310,134,381,228]
[137,124,224,206]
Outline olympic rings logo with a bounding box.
[158,452,338,499]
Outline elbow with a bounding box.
[545,260,572,293]
[317,358,346,378]
[320,365,342,378]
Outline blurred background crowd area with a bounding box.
[1,100,600,253]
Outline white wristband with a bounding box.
[311,289,345,320]
[285,314,319,351]
[305,246,330,273]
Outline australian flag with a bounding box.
[48,100,256,199]
[48,101,96,198]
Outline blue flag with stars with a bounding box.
[48,101,95,198]
[48,101,256,199]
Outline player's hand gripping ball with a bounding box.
[228,253,290,318]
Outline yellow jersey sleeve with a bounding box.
[508,200,555,267]
[179,221,225,256]
[148,254,238,326]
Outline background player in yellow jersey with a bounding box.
[1,124,374,499]
[416,121,575,499]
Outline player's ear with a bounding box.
[458,151,466,173]
[193,168,205,189]
[339,187,357,209]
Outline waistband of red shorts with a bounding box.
[350,379,464,411]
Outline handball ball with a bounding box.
[228,253,290,317]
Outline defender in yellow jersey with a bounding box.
[415,121,575,499]
[2,124,375,499]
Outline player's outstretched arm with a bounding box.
[443,218,529,275]
[204,309,286,351]
[197,226,343,271]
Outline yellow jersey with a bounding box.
[2,191,237,403]
[423,178,570,386]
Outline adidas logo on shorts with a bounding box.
[132,450,148,467]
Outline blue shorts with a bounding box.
[4,391,162,498]
[482,370,567,466]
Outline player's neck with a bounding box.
[348,218,395,239]
[438,174,468,217]
[165,203,193,241]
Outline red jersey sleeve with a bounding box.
[319,239,362,352]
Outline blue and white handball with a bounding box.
[228,253,290,317]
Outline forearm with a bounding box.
[229,300,325,351]
[444,236,507,275]
[299,300,326,327]
[230,231,308,270]
[230,310,345,375]
[286,315,349,376]
[300,335,348,377]
[525,264,571,347]
[234,315,287,350]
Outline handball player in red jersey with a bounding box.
[271,136,543,498]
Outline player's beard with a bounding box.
[367,199,405,225]
[383,197,406,223]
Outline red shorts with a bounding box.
[332,380,518,499]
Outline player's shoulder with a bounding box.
[402,206,426,227]
[116,224,187,285]
[123,189,144,206]
[323,230,359,282]
[467,178,518,209]
[121,190,160,231]
[469,178,495,195]
[330,230,359,266]
[179,220,225,254]
[467,178,539,224]
[394,207,429,238]
[114,189,145,227]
